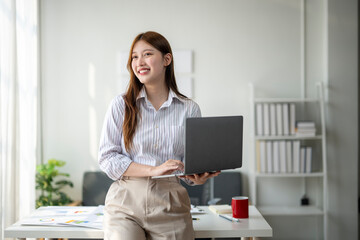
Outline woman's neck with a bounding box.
[145,83,169,111]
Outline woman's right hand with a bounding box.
[151,159,184,176]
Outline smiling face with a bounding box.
[131,40,171,87]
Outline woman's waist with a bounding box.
[121,175,179,183]
[131,155,183,166]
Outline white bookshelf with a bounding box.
[258,206,324,216]
[255,135,323,140]
[254,98,319,103]
[249,82,328,239]
[255,172,324,178]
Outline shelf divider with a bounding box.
[258,206,324,216]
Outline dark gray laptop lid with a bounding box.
[184,116,243,174]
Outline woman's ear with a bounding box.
[163,53,172,66]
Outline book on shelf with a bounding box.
[270,103,277,136]
[273,141,280,173]
[293,141,301,173]
[282,103,289,135]
[279,141,287,173]
[256,104,263,136]
[256,141,260,172]
[260,141,267,173]
[300,147,306,173]
[256,140,315,174]
[305,146,312,173]
[208,205,232,214]
[276,104,283,136]
[266,141,273,173]
[286,141,293,173]
[290,103,296,135]
[263,103,270,136]
[256,103,310,137]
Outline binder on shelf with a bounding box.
[273,141,280,173]
[286,141,292,173]
[290,103,296,135]
[260,141,267,173]
[305,146,312,173]
[282,103,289,136]
[266,141,273,173]
[270,103,277,136]
[263,103,270,136]
[256,104,263,136]
[256,141,261,172]
[279,141,287,173]
[300,147,306,173]
[276,104,283,136]
[293,141,300,173]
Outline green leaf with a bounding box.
[35,158,73,207]
[55,180,74,188]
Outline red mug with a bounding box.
[231,196,249,218]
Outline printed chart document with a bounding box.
[20,206,104,229]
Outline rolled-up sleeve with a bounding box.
[98,96,133,180]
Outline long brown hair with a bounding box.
[123,31,186,151]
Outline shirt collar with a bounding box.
[136,87,185,106]
[136,87,147,101]
[168,88,186,103]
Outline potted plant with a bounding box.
[35,158,74,208]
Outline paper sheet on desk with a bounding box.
[20,205,104,229]
[60,205,103,229]
[191,205,205,214]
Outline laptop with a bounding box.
[152,115,243,179]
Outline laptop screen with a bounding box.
[184,116,243,174]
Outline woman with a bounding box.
[98,31,219,240]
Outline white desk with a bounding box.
[5,206,272,239]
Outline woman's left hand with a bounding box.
[180,171,221,185]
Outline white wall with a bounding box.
[40,0,357,239]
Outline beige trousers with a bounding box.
[104,176,194,240]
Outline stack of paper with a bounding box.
[296,121,316,137]
[208,205,232,214]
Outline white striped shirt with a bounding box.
[98,88,201,180]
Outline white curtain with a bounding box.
[0,0,39,239]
